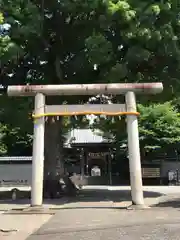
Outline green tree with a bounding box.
[85,0,180,98]
[92,101,180,161]
[0,10,33,156]
[0,123,7,155]
[1,0,180,177]
[138,102,180,155]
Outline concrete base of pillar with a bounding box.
[4,206,56,215]
[127,204,150,210]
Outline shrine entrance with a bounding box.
[5,82,163,208]
[86,151,112,185]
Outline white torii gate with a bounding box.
[6,82,163,208]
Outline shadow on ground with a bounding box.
[0,189,164,209]
[70,189,162,201]
[153,198,180,208]
[0,189,30,200]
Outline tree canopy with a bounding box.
[0,0,180,161]
[138,102,180,152]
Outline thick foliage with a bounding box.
[0,0,180,156]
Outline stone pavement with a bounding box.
[27,205,180,240]
[0,212,52,240]
[0,186,180,239]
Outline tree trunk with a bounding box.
[44,116,64,180]
[43,56,65,192]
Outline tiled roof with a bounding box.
[64,129,110,147]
